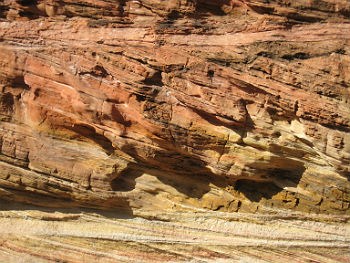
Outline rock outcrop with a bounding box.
[0,0,350,216]
[1,1,350,262]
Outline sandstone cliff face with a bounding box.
[1,1,350,262]
[0,0,350,216]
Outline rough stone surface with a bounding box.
[0,203,349,263]
[0,0,350,261]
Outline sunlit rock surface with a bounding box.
[0,0,350,261]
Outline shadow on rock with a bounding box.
[111,162,212,199]
[235,166,306,202]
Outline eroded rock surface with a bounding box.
[0,0,350,216]
[0,203,349,262]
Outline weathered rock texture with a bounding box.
[1,0,350,262]
[0,203,349,262]
[1,0,350,215]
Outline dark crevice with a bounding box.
[0,5,9,18]
[207,69,215,78]
[17,0,46,19]
[282,52,310,61]
[167,10,182,20]
[207,58,231,67]
[235,165,305,203]
[198,0,233,15]
[18,10,40,19]
[110,166,143,192]
[286,13,324,23]
[340,9,350,18]
[19,0,38,6]
[79,65,109,78]
[235,180,282,202]
[0,93,14,113]
[320,123,350,133]
[143,71,163,87]
[134,93,147,102]
[190,106,252,130]
[119,0,126,16]
[196,5,226,16]
[257,51,273,58]
[247,4,275,15]
[335,49,346,55]
[9,76,30,90]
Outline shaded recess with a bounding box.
[111,163,212,199]
[0,93,15,113]
[110,160,306,206]
[143,71,163,87]
[196,0,232,16]
[110,141,306,204]
[17,0,46,19]
[235,167,305,202]
[282,52,310,61]
[235,180,283,202]
[18,0,38,6]
[190,106,254,130]
[68,123,114,154]
[0,5,9,18]
[9,75,30,90]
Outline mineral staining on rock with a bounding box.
[0,0,350,216]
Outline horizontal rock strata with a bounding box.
[0,0,350,216]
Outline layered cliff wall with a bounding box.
[0,0,350,215]
[1,1,350,262]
